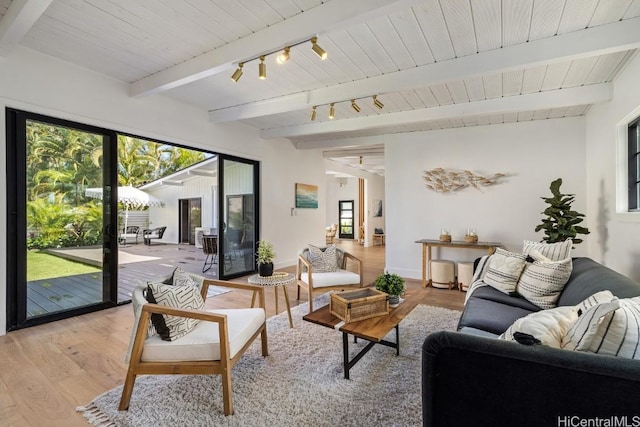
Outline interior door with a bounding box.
[218,155,259,279]
[6,109,118,330]
[339,200,355,239]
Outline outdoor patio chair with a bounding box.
[119,275,269,416]
[143,226,166,245]
[119,226,140,245]
[296,245,363,312]
[202,235,218,273]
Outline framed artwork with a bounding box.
[373,199,383,217]
[295,183,318,208]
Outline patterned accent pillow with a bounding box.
[146,282,205,341]
[483,248,527,294]
[500,306,579,348]
[522,239,572,261]
[516,256,573,309]
[173,267,200,288]
[307,244,339,272]
[575,290,615,315]
[562,298,620,352]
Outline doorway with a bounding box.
[179,198,202,244]
[339,200,355,239]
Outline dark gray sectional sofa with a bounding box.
[422,257,640,427]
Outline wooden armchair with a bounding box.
[119,276,268,416]
[296,246,363,312]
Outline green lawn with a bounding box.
[27,250,101,281]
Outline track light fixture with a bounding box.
[231,62,243,82]
[230,36,328,82]
[311,36,328,60]
[258,55,266,79]
[310,106,317,121]
[329,103,335,119]
[373,95,384,109]
[351,99,361,113]
[277,47,290,64]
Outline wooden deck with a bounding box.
[28,243,224,317]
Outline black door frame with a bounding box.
[178,197,202,244]
[339,200,355,239]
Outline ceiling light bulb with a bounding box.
[351,99,361,113]
[277,47,290,64]
[311,37,327,60]
[310,106,317,121]
[329,103,335,119]
[258,55,266,79]
[373,95,384,109]
[231,63,243,82]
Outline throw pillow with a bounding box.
[499,306,579,348]
[563,297,640,359]
[522,239,572,261]
[562,298,620,351]
[575,290,615,315]
[516,256,573,309]
[146,282,205,341]
[483,248,527,294]
[173,267,200,288]
[308,244,339,272]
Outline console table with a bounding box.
[415,239,502,288]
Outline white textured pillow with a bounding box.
[483,248,527,294]
[500,306,579,348]
[522,239,572,261]
[308,244,339,272]
[146,282,205,341]
[516,256,573,309]
[563,297,640,359]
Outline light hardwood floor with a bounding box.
[0,240,465,426]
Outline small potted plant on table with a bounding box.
[256,240,275,277]
[374,271,406,307]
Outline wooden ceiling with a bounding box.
[1,0,640,175]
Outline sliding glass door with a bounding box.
[6,109,118,330]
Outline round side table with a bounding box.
[248,272,295,328]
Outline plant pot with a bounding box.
[258,262,274,277]
[388,294,400,307]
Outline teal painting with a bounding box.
[295,183,318,208]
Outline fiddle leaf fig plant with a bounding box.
[535,178,590,245]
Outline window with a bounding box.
[629,116,640,212]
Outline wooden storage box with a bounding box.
[330,288,389,323]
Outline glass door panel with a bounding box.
[339,200,355,239]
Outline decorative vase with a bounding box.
[258,262,274,277]
[388,294,400,307]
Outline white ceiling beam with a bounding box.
[211,17,640,123]
[0,0,53,57]
[130,0,418,98]
[261,83,612,139]
[188,170,215,177]
[160,180,183,186]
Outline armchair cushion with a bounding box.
[141,308,266,362]
[146,282,205,341]
[299,270,361,288]
[307,244,339,272]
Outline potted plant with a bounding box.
[535,178,590,245]
[256,240,275,277]
[374,271,405,307]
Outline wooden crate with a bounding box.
[330,288,389,323]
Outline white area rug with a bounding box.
[78,296,460,426]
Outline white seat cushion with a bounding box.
[300,270,361,288]
[141,308,265,362]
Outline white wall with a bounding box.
[585,52,640,281]
[0,46,325,334]
[384,117,588,279]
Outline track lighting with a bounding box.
[277,47,290,64]
[329,103,335,119]
[258,56,266,79]
[351,99,361,113]
[373,95,384,109]
[310,106,317,121]
[230,63,243,82]
[311,37,327,60]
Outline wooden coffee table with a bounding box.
[303,287,429,379]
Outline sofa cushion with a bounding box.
[522,239,572,261]
[467,285,542,312]
[457,297,538,335]
[500,306,578,348]
[483,248,527,294]
[299,270,361,288]
[517,256,573,309]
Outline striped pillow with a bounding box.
[483,248,527,294]
[575,290,615,315]
[516,256,573,309]
[523,239,572,261]
[562,297,640,359]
